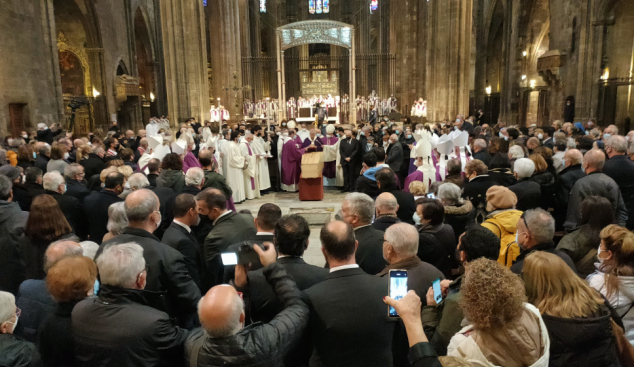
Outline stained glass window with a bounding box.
[203,0,207,6]
[370,0,378,12]
[323,0,329,13]
[316,0,323,14]
[260,0,266,13]
[309,0,315,14]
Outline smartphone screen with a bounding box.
[221,252,238,266]
[427,193,436,199]
[388,270,408,317]
[432,278,443,304]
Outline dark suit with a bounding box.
[34,154,49,174]
[65,178,90,204]
[161,221,204,290]
[340,137,360,192]
[84,189,123,243]
[354,225,387,275]
[147,173,159,188]
[202,211,256,290]
[355,175,379,198]
[222,232,275,284]
[461,121,474,134]
[543,137,554,150]
[386,142,403,173]
[472,150,492,166]
[45,190,83,238]
[247,256,328,324]
[79,153,106,179]
[303,268,395,367]
[382,189,416,225]
[603,155,634,229]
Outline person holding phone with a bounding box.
[384,291,442,367]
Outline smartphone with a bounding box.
[221,252,238,266]
[388,270,408,317]
[432,278,443,304]
[427,193,436,199]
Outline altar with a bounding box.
[296,106,339,124]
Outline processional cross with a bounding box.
[221,71,252,118]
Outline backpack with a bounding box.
[483,219,520,267]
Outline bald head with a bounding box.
[563,149,583,166]
[138,129,146,138]
[139,138,148,149]
[320,220,357,262]
[376,192,398,215]
[44,241,83,273]
[583,149,606,173]
[124,189,160,232]
[198,285,244,338]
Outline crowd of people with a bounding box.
[1,114,634,367]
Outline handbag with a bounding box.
[610,319,634,366]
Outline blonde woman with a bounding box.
[447,258,550,367]
[588,224,634,345]
[524,251,620,367]
[408,181,427,201]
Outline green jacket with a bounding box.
[556,225,597,278]
[202,169,233,199]
[422,276,464,356]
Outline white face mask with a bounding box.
[22,135,27,139]
[327,134,332,138]
[64,152,70,160]
[8,316,18,333]
[537,133,543,140]
[597,245,607,264]
[413,212,421,225]
[154,212,162,228]
[283,132,289,137]
[195,214,201,227]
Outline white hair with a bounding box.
[606,135,628,153]
[474,139,487,150]
[523,208,555,243]
[37,123,47,130]
[514,158,536,179]
[42,171,65,191]
[127,173,150,190]
[79,241,100,259]
[508,145,525,160]
[385,223,419,257]
[185,167,204,186]
[0,291,16,323]
[97,242,145,288]
[376,193,398,213]
[344,193,375,223]
[438,183,462,206]
[199,290,244,338]
[64,163,84,180]
[107,202,129,236]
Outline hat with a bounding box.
[0,165,20,182]
[486,186,517,212]
[326,124,335,134]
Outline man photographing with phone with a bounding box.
[185,242,310,367]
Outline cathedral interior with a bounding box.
[1,0,633,135]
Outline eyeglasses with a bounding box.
[520,212,530,233]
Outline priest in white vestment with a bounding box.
[251,128,271,191]
[297,123,310,142]
[146,119,159,138]
[217,130,231,177]
[240,133,260,200]
[226,132,247,203]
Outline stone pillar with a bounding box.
[160,0,209,125]
[426,0,472,121]
[86,48,109,129]
[472,0,487,114]
[498,0,521,125]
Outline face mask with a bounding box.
[246,130,251,134]
[282,123,286,126]
[323,123,327,127]
[537,133,543,140]
[627,136,631,142]
[456,119,461,124]
[499,132,503,138]
[413,212,421,225]
[327,134,332,138]
[597,245,605,264]
[454,126,460,131]
[360,132,365,136]
[8,316,18,333]
[64,184,67,194]
[503,136,509,141]
[195,213,202,227]
[383,142,389,147]
[22,135,27,139]
[64,152,70,160]
[276,132,281,136]
[33,152,37,159]
[407,134,412,139]
[154,212,162,228]
[283,133,289,137]
[562,159,567,168]
[395,131,400,135]
[367,143,373,149]
[604,133,611,139]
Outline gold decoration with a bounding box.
[57,31,93,97]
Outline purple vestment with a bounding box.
[182,151,202,173]
[319,135,339,179]
[301,137,323,151]
[281,139,305,185]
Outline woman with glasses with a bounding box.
[0,291,41,365]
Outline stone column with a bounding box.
[426,0,472,121]
[160,0,210,125]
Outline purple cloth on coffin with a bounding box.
[182,151,202,173]
[320,136,339,179]
[301,138,323,151]
[281,139,305,185]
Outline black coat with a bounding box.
[12,183,32,212]
[147,173,159,188]
[148,185,175,239]
[20,234,74,281]
[417,223,458,279]
[97,227,201,321]
[355,175,379,198]
[339,137,360,166]
[72,285,187,367]
[36,128,61,144]
[0,201,28,295]
[303,268,395,367]
[222,233,275,284]
[472,150,492,166]
[185,263,309,367]
[444,201,477,244]
[246,257,328,324]
[34,155,49,174]
[15,280,55,343]
[161,222,204,290]
[65,179,90,204]
[559,164,585,200]
[462,175,496,210]
[354,225,387,275]
[530,171,558,211]
[509,179,542,212]
[488,168,516,187]
[202,212,256,290]
[542,305,620,367]
[79,153,105,180]
[37,302,77,367]
[0,333,41,367]
[84,189,123,244]
[386,142,404,172]
[372,216,401,232]
[510,241,577,274]
[45,191,83,237]
[25,182,45,202]
[603,155,634,229]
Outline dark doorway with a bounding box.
[9,103,27,137]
